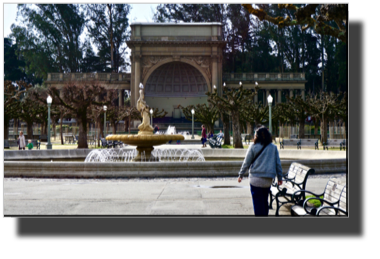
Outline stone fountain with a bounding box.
[106,85,184,162]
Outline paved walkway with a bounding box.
[4,174,345,216]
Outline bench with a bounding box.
[40,134,48,142]
[270,162,315,216]
[323,139,346,151]
[100,138,113,148]
[64,135,74,144]
[4,140,10,149]
[299,138,319,150]
[279,139,301,149]
[291,177,347,216]
[208,136,223,148]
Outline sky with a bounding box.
[3,3,159,72]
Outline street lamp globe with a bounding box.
[191,109,195,115]
[267,94,273,104]
[255,81,258,86]
[103,105,107,111]
[223,82,226,87]
[239,81,242,86]
[47,95,52,104]
[150,108,153,115]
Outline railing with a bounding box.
[222,73,305,81]
[47,73,131,82]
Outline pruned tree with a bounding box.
[4,80,31,139]
[242,101,269,136]
[283,95,310,138]
[272,103,291,138]
[242,4,347,42]
[294,91,343,143]
[17,88,48,139]
[48,81,114,148]
[207,85,258,148]
[179,104,219,134]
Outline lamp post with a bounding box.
[191,109,195,139]
[46,95,52,149]
[150,108,153,126]
[267,94,273,134]
[103,105,107,137]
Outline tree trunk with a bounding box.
[4,117,9,140]
[221,113,230,145]
[77,118,88,149]
[299,120,305,139]
[128,114,131,134]
[27,121,33,140]
[231,110,243,148]
[321,116,328,144]
[15,118,19,137]
[124,117,129,132]
[60,114,64,145]
[53,122,56,141]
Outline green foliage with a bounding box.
[179,103,219,133]
[85,4,131,72]
[305,195,324,207]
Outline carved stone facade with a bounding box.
[127,22,226,116]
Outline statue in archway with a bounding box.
[136,89,154,133]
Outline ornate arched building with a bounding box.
[46,22,307,124]
[127,23,225,118]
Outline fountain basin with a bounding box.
[4,148,346,178]
[106,133,185,161]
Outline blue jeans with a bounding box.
[250,185,271,216]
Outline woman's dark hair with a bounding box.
[253,126,272,145]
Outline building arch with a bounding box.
[142,58,212,93]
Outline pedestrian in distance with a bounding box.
[18,131,26,150]
[201,125,207,148]
[237,126,283,216]
[217,130,224,138]
[27,139,33,150]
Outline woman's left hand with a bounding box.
[238,177,242,183]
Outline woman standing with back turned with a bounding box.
[238,126,283,216]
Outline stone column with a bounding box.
[289,89,294,99]
[277,89,282,104]
[135,59,141,106]
[254,93,258,103]
[212,56,218,92]
[301,89,305,100]
[134,55,141,107]
[119,89,124,107]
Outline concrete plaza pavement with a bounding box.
[3,174,344,216]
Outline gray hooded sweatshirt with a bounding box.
[238,143,283,186]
